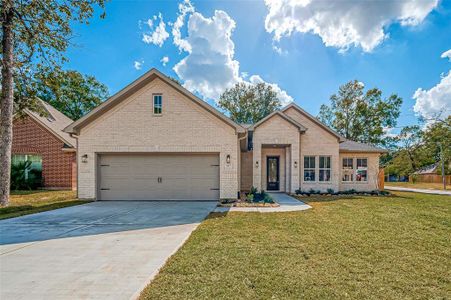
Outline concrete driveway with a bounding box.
[0,201,216,300]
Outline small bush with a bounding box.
[327,188,335,194]
[246,193,254,203]
[10,161,42,190]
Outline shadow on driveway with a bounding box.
[0,201,217,246]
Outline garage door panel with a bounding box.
[99,154,219,200]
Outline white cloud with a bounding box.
[264,0,438,52]
[138,0,293,104]
[441,49,451,62]
[383,127,397,138]
[413,50,451,121]
[173,10,242,100]
[249,75,293,106]
[160,56,169,66]
[134,60,143,70]
[172,0,195,52]
[142,13,169,47]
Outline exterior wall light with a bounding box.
[226,154,231,164]
[255,161,259,168]
[81,154,88,163]
[294,161,298,168]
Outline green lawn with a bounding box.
[0,190,90,220]
[140,192,450,300]
[385,181,448,190]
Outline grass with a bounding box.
[0,190,90,220]
[385,181,448,190]
[140,192,450,300]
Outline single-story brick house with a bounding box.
[64,68,386,201]
[12,100,77,190]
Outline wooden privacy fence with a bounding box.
[410,174,451,184]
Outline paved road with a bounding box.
[0,201,216,300]
[385,186,451,196]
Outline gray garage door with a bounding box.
[98,154,220,200]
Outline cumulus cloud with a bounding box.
[249,75,293,106]
[264,0,438,52]
[142,13,169,47]
[441,49,451,62]
[134,60,143,70]
[413,50,451,121]
[172,0,195,52]
[140,0,293,104]
[173,10,241,99]
[160,56,169,66]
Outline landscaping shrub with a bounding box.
[327,188,335,194]
[10,161,42,190]
[247,187,274,203]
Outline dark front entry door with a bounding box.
[266,156,280,191]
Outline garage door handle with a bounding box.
[158,177,162,183]
[100,188,110,190]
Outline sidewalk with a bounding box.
[385,186,451,196]
[214,193,311,213]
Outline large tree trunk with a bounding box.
[0,0,14,206]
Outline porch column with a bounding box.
[285,146,291,193]
[252,142,262,190]
[290,143,300,193]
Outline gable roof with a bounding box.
[250,111,307,132]
[64,68,245,134]
[339,140,388,153]
[24,100,76,148]
[281,103,345,142]
[414,163,439,175]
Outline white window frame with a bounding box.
[153,94,163,115]
[342,157,354,182]
[319,156,331,182]
[356,158,368,182]
[303,156,316,182]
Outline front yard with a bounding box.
[140,192,450,299]
[0,190,90,220]
[385,181,448,190]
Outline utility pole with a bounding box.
[438,142,446,190]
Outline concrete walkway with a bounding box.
[385,186,451,196]
[0,201,216,300]
[214,193,311,213]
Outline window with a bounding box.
[356,158,368,182]
[342,158,354,182]
[153,94,162,114]
[12,154,42,180]
[303,156,316,181]
[319,156,331,182]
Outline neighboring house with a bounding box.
[413,163,440,175]
[64,69,386,201]
[12,100,77,190]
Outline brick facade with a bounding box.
[12,116,76,190]
[77,78,239,200]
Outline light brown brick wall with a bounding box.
[77,78,239,200]
[284,107,340,192]
[252,114,300,193]
[240,151,253,191]
[339,152,381,191]
[12,116,76,189]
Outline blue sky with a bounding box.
[66,0,451,132]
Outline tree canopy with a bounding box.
[1,0,105,205]
[35,69,109,120]
[218,82,281,124]
[318,80,402,146]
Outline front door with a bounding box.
[266,156,280,191]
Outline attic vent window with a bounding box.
[153,94,162,115]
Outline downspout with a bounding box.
[237,130,248,199]
[69,133,79,198]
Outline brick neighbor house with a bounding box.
[12,100,77,190]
